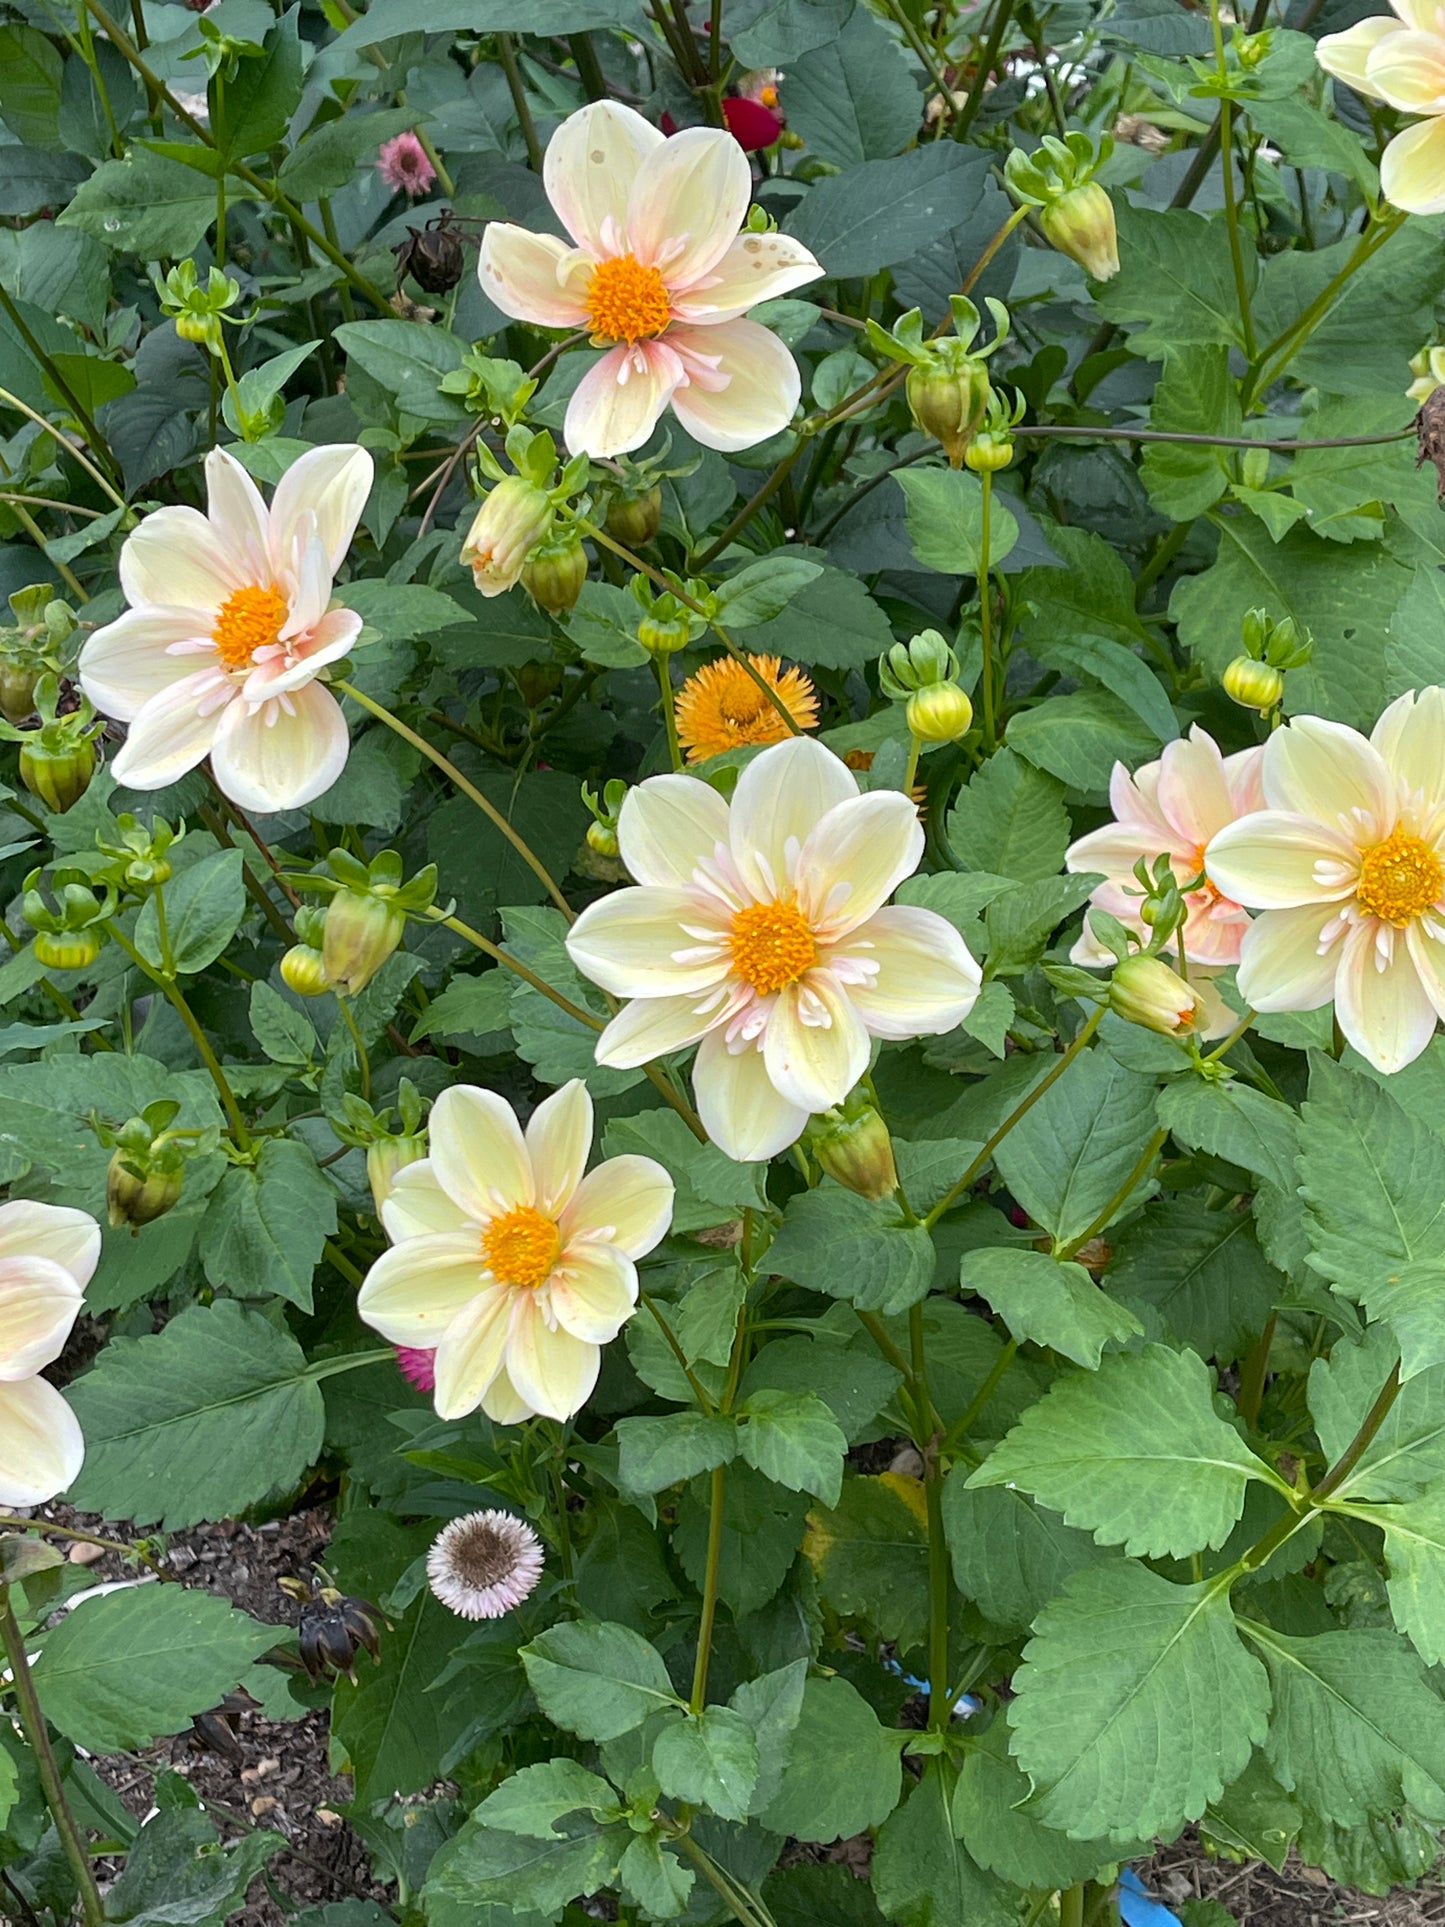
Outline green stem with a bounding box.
[0,1516,167,1579]
[497,33,543,169]
[909,1303,952,1732]
[643,1292,716,1415]
[692,448,802,569]
[947,1336,1018,1448]
[978,468,996,748]
[570,30,609,98]
[337,996,372,1100]
[882,0,959,124]
[1236,1312,1276,1430]
[3,498,88,602]
[110,929,252,1149]
[0,1590,104,1927]
[670,1832,773,1927]
[0,282,118,481]
[955,0,1014,138]
[902,733,923,798]
[1209,0,1257,363]
[1243,207,1406,406]
[1055,1126,1167,1260]
[0,386,129,513]
[690,1463,727,1714]
[1202,1007,1256,1062]
[1060,1883,1086,1927]
[657,653,684,772]
[961,204,1029,297]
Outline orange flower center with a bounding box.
[730,899,817,995]
[1188,843,1222,908]
[586,254,672,345]
[481,1204,560,1288]
[213,584,289,671]
[1355,827,1443,927]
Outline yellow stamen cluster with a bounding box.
[481,1205,560,1288]
[729,899,817,995]
[675,654,818,764]
[1356,827,1444,927]
[586,254,672,345]
[213,584,288,671]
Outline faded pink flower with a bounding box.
[427,1509,545,1620]
[378,132,436,198]
[395,1345,436,1392]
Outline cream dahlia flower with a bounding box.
[1206,691,1445,1073]
[478,99,822,459]
[1317,1,1445,214]
[0,1200,100,1507]
[1066,727,1265,968]
[356,1080,672,1424]
[79,444,373,814]
[565,736,982,1162]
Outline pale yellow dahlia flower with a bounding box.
[356,1080,672,1423]
[1317,1,1445,214]
[0,1200,100,1506]
[565,736,982,1162]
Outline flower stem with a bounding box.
[978,468,997,748]
[110,929,252,1149]
[656,653,684,772]
[0,1589,104,1927]
[2,498,88,603]
[1054,1125,1167,1261]
[1243,206,1406,406]
[1060,1882,1086,1927]
[909,1302,952,1732]
[689,1462,727,1715]
[0,1515,167,1579]
[0,385,130,514]
[0,283,119,484]
[496,33,543,170]
[337,995,372,1100]
[1236,1312,1276,1430]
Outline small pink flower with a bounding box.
[378,132,436,198]
[427,1509,545,1620]
[395,1345,436,1392]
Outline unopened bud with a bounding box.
[1109,954,1203,1037]
[0,664,38,726]
[586,818,619,857]
[805,1092,899,1201]
[1223,655,1285,713]
[906,361,990,469]
[34,927,102,971]
[965,431,1014,472]
[322,889,404,996]
[461,477,554,598]
[366,1133,427,1219]
[1040,182,1119,282]
[107,1151,184,1231]
[906,682,974,744]
[281,943,331,996]
[638,612,691,656]
[521,528,588,614]
[19,738,97,813]
[606,484,663,548]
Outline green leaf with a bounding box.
[993,1047,1159,1249]
[714,555,823,627]
[102,1805,283,1927]
[473,1760,620,1838]
[768,1184,934,1313]
[786,143,986,279]
[603,1107,765,1231]
[1361,1486,1445,1665]
[1017,522,1153,650]
[779,5,919,164]
[673,1462,809,1618]
[805,1472,929,1650]
[618,1835,694,1919]
[499,904,639,1096]
[728,1657,809,1813]
[759,1675,903,1842]
[983,874,1098,978]
[1106,1198,1277,1366]
[968,1344,1275,1557]
[0,25,63,147]
[615,1411,738,1494]
[277,107,422,200]
[217,8,303,157]
[1240,1621,1445,1828]
[65,1300,326,1530]
[135,849,247,975]
[333,319,467,424]
[520,1620,681,1741]
[741,1335,902,1443]
[896,466,1019,576]
[408,969,511,1046]
[1009,1561,1270,1843]
[1308,1326,1445,1502]
[429,1812,622,1918]
[652,1706,760,1821]
[199,1137,337,1312]
[1092,204,1255,356]
[946,747,1071,884]
[1005,688,1162,794]
[248,979,318,1066]
[59,149,254,257]
[31,1585,275,1754]
[1029,633,1178,745]
[874,1760,1015,1927]
[1158,1076,1300,1191]
[943,1469,1114,1631]
[743,563,894,671]
[953,1719,1129,1889]
[673,1265,749,1368]
[960,1247,1141,1368]
[736,1388,847,1505]
[1140,348,1242,519]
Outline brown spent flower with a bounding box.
[427,1509,545,1621]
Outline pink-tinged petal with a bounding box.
[0,1257,84,1380]
[564,340,682,458]
[549,1240,638,1343]
[1382,115,1445,214]
[670,231,823,323]
[478,224,594,328]
[356,1231,486,1346]
[567,885,725,998]
[1179,898,1251,968]
[430,1085,534,1219]
[110,671,227,792]
[560,1154,674,1258]
[1156,727,1237,845]
[1372,685,1445,801]
[382,1162,473,1243]
[594,994,716,1067]
[694,1027,809,1161]
[0,1376,83,1507]
[1205,811,1360,909]
[526,1080,593,1216]
[504,1294,601,1420]
[797,789,924,936]
[118,505,249,612]
[481,1363,534,1425]
[280,534,333,636]
[203,446,271,582]
[618,770,730,887]
[667,317,801,453]
[627,125,751,283]
[1365,27,1445,110]
[1263,715,1394,832]
[432,1285,514,1420]
[208,680,349,814]
[1234,903,1340,1011]
[763,973,870,1114]
[729,735,857,903]
[1067,821,1185,879]
[545,98,664,254]
[1223,743,1267,814]
[1109,756,1168,833]
[243,607,362,702]
[79,607,213,722]
[836,904,981,1040]
[268,443,373,579]
[1316,13,1403,97]
[0,1202,100,1288]
[1335,919,1438,1073]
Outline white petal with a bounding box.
[627,125,751,284]
[503,1294,600,1420]
[1408,918,1445,1023]
[763,974,870,1114]
[79,607,213,723]
[1205,811,1359,909]
[564,339,682,459]
[381,1162,473,1243]
[668,318,801,454]
[1223,743,1267,815]
[796,789,924,936]
[566,885,727,998]
[1264,714,1394,833]
[356,1232,485,1346]
[1156,726,1237,845]
[118,504,249,612]
[204,446,272,583]
[560,1154,674,1258]
[0,1200,100,1288]
[670,231,824,324]
[478,224,593,328]
[618,770,730,887]
[545,99,664,255]
[110,671,226,792]
[1234,903,1340,1011]
[694,1027,809,1161]
[0,1257,84,1380]
[481,1363,535,1425]
[1335,919,1438,1073]
[432,1285,515,1420]
[1316,14,1402,98]
[1067,819,1182,880]
[837,905,981,1040]
[1365,27,1445,111]
[208,681,350,813]
[549,1240,638,1343]
[268,443,373,579]
[594,994,716,1067]
[1381,116,1445,214]
[526,1080,593,1216]
[729,735,857,903]
[1372,685,1445,802]
[244,606,362,702]
[429,1085,534,1219]
[0,1376,84,1507]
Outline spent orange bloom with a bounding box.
[674,654,818,764]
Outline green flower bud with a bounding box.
[461,477,555,597]
[1039,182,1120,281]
[19,737,98,813]
[586,818,620,857]
[521,528,588,614]
[906,359,990,469]
[107,1151,185,1232]
[322,888,405,996]
[281,943,332,996]
[606,484,663,548]
[906,682,974,744]
[1109,954,1203,1037]
[965,431,1015,472]
[34,927,102,971]
[366,1133,427,1219]
[805,1092,899,1202]
[0,664,39,727]
[638,612,692,656]
[1223,655,1286,713]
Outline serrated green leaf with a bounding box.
[896,466,1019,576]
[1308,1326,1445,1502]
[874,1759,1015,1927]
[767,1184,934,1313]
[521,1621,681,1742]
[135,849,247,976]
[199,1137,337,1312]
[652,1705,760,1820]
[759,1674,903,1842]
[474,1760,620,1838]
[737,1388,846,1504]
[946,746,1071,883]
[1158,1076,1300,1191]
[805,1472,929,1650]
[615,1411,738,1494]
[960,1246,1141,1368]
[942,1470,1114,1631]
[993,1047,1159,1249]
[953,1720,1132,1890]
[1107,1198,1277,1365]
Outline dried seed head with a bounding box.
[426,1509,545,1621]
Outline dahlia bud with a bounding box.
[34,927,101,971]
[322,890,404,997]
[1040,182,1120,281]
[965,431,1015,472]
[0,663,38,726]
[19,735,98,813]
[1109,954,1204,1037]
[107,1150,184,1231]
[461,477,554,598]
[906,682,974,744]
[638,612,691,656]
[606,484,663,548]
[1223,655,1285,713]
[281,943,331,996]
[521,527,588,614]
[366,1132,426,1218]
[906,360,991,469]
[805,1090,900,1202]
[586,819,619,857]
